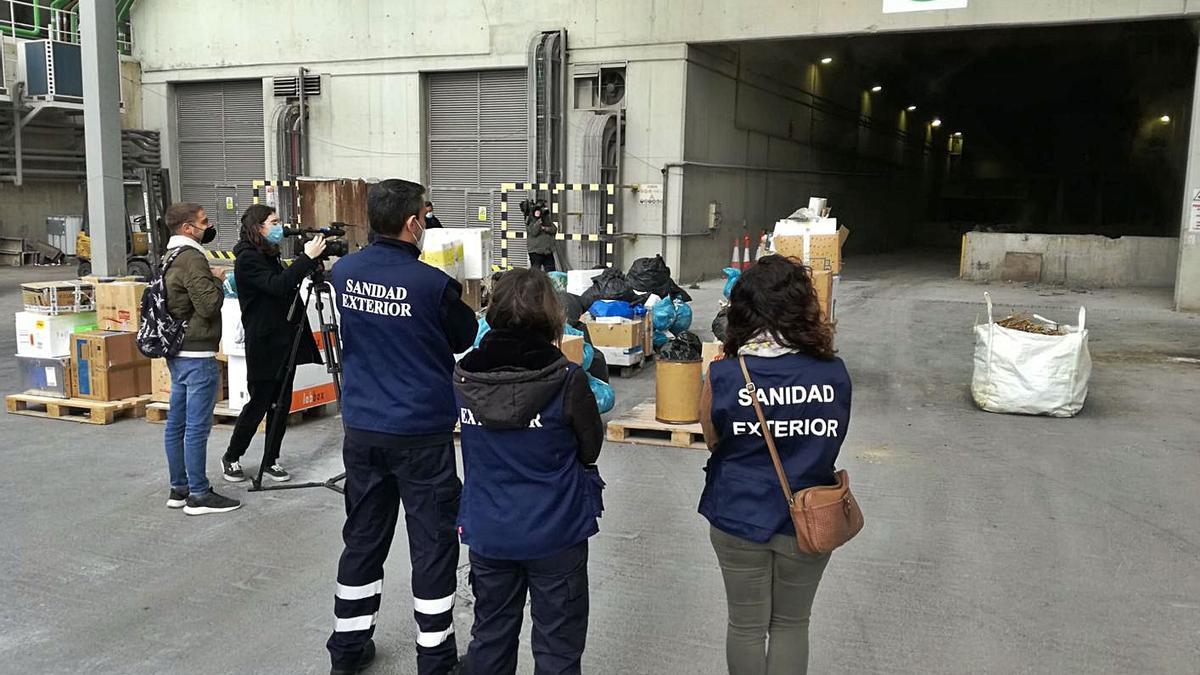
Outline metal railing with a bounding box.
[1,0,133,53]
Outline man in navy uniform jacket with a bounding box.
[326,179,476,675]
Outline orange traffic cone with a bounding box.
[731,238,742,270]
[755,231,767,261]
[742,234,752,269]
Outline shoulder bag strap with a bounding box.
[737,355,795,507]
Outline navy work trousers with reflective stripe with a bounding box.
[327,437,462,674]
[466,540,589,675]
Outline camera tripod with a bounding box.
[247,263,346,495]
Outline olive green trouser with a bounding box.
[710,525,831,675]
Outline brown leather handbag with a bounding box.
[738,356,864,555]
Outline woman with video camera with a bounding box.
[221,204,327,484]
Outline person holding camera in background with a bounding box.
[327,179,476,675]
[523,199,558,272]
[220,205,327,483]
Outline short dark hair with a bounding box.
[724,255,835,360]
[368,179,425,236]
[425,201,434,208]
[165,202,204,232]
[486,268,563,344]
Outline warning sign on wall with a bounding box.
[883,0,968,13]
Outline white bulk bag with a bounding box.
[971,293,1092,417]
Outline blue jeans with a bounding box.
[164,357,220,495]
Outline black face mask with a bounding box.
[199,224,217,244]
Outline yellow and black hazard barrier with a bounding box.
[499,182,617,270]
[251,180,292,205]
[204,249,237,261]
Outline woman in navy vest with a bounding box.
[454,269,605,675]
[699,255,852,675]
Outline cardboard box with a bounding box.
[80,275,139,285]
[811,269,834,321]
[15,311,98,358]
[560,333,585,365]
[583,317,644,350]
[226,354,331,414]
[702,341,724,378]
[21,280,95,314]
[220,302,245,357]
[70,330,151,401]
[424,227,492,279]
[16,355,73,398]
[95,281,147,331]
[773,221,850,274]
[461,278,483,313]
[152,357,228,404]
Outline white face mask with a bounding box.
[412,217,425,249]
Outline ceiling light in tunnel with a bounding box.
[953,132,963,137]
[871,85,883,93]
[931,118,943,128]
[1160,115,1172,124]
[820,57,834,65]
[906,105,917,112]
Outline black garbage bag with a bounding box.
[626,255,692,302]
[558,291,587,323]
[580,267,639,309]
[660,331,702,361]
[712,306,729,343]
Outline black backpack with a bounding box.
[136,248,189,358]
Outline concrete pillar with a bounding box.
[79,0,126,276]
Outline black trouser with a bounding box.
[466,541,589,675]
[528,252,557,273]
[224,369,295,465]
[327,436,462,675]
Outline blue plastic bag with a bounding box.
[473,317,491,348]
[548,271,568,291]
[589,299,635,319]
[588,373,615,414]
[651,299,677,331]
[670,300,693,334]
[653,330,670,349]
[222,272,238,298]
[563,322,594,371]
[723,267,741,299]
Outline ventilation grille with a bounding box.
[273,75,321,98]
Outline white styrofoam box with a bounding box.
[220,302,245,356]
[773,217,838,238]
[15,310,97,358]
[596,345,644,367]
[567,269,605,296]
[226,354,250,411]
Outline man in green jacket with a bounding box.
[162,203,242,516]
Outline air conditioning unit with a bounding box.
[19,40,84,104]
[573,63,626,111]
[17,39,125,109]
[273,74,321,98]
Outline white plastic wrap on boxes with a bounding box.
[15,311,97,358]
[567,269,605,296]
[423,227,492,279]
[220,302,245,356]
[226,354,250,411]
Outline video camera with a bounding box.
[283,223,350,258]
[519,199,552,230]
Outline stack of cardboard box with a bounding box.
[15,281,98,399]
[422,228,493,312]
[582,315,646,367]
[772,216,850,323]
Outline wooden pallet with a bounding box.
[144,400,336,431]
[606,402,707,450]
[6,392,151,425]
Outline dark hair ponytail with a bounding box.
[239,204,277,255]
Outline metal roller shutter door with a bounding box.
[427,69,529,268]
[176,80,265,251]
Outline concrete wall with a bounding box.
[960,232,1179,288]
[0,182,85,242]
[676,46,935,280]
